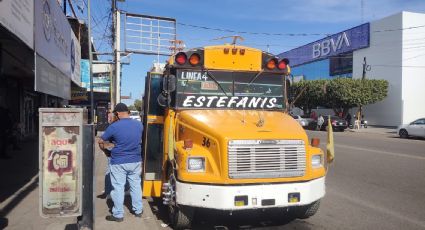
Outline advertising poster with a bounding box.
[41,126,80,216]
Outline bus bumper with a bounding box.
[175,177,325,210]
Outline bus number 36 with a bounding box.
[202,137,210,148]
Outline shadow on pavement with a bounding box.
[147,198,314,230]
[147,198,170,225]
[192,208,309,230]
[105,193,138,215]
[0,138,39,215]
[64,223,78,230]
[0,217,8,229]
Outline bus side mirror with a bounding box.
[157,92,170,107]
[162,74,176,92]
[168,75,176,92]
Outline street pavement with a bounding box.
[1,127,424,230]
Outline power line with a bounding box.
[177,22,327,37]
[178,22,425,37]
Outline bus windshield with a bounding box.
[175,70,285,110]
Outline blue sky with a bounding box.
[87,0,425,105]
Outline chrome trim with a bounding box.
[228,140,306,179]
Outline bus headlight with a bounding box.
[187,157,205,172]
[312,154,322,168]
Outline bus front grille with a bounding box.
[228,140,306,179]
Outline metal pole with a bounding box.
[362,57,366,80]
[78,125,95,230]
[111,0,118,108]
[89,0,94,123]
[115,10,121,104]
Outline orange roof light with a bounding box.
[189,53,201,66]
[266,58,277,70]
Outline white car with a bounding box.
[291,115,313,128]
[129,110,141,121]
[397,118,425,138]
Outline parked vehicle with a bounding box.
[291,115,313,128]
[397,118,425,138]
[310,116,348,131]
[142,44,334,229]
[129,110,141,121]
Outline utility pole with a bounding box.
[115,10,121,105]
[111,0,121,109]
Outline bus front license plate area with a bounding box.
[234,195,248,206]
[288,193,300,203]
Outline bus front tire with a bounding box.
[295,200,321,219]
[170,205,194,230]
[167,168,194,229]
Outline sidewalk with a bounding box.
[0,138,77,230]
[94,137,171,230]
[346,126,397,136]
[0,134,170,230]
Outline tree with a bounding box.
[290,78,388,117]
[289,79,327,115]
[134,99,143,112]
[323,78,388,116]
[128,105,136,111]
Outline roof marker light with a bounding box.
[175,52,187,65]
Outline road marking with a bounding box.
[328,189,425,228]
[335,144,425,160]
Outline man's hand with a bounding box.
[98,139,112,157]
[98,139,106,150]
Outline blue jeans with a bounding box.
[105,157,112,195]
[110,162,143,218]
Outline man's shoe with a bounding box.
[134,211,143,218]
[97,193,107,199]
[105,215,123,222]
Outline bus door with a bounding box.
[142,72,165,197]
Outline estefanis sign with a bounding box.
[177,95,280,109]
[279,23,370,66]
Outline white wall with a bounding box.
[401,12,425,124]
[353,13,403,126]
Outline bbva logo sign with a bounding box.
[312,32,350,59]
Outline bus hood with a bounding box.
[177,110,308,141]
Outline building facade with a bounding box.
[279,11,425,126]
[0,0,85,137]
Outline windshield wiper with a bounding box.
[203,68,229,97]
[247,70,264,85]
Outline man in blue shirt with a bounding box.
[99,103,143,222]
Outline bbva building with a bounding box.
[279,11,425,127]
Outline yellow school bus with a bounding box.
[142,44,331,229]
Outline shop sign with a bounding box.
[35,54,71,100]
[71,88,88,102]
[0,0,34,49]
[279,23,370,66]
[71,32,81,86]
[35,0,72,78]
